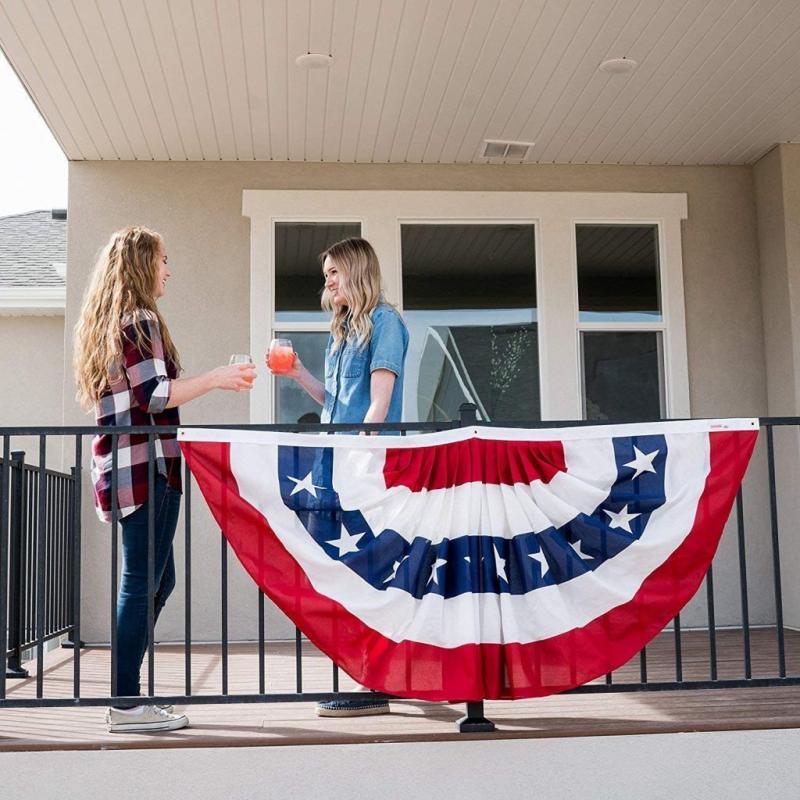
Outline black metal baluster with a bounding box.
[24,469,33,662]
[35,436,46,698]
[0,436,10,695]
[674,613,683,683]
[72,436,82,698]
[110,436,119,698]
[221,534,228,696]
[295,627,302,694]
[147,434,156,697]
[706,564,717,681]
[6,452,28,679]
[640,646,648,684]
[765,425,786,677]
[184,460,192,697]
[735,489,751,679]
[258,590,265,695]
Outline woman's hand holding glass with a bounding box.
[211,355,256,391]
[266,339,301,379]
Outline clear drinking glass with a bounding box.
[229,354,256,386]
[267,338,295,374]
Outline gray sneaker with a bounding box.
[106,704,189,733]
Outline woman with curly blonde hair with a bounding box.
[74,226,255,733]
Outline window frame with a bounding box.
[574,219,669,420]
[243,191,689,423]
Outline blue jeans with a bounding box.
[115,475,180,703]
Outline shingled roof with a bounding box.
[0,210,66,287]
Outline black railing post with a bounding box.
[454,406,496,733]
[459,402,478,427]
[6,452,28,678]
[61,466,85,650]
[456,701,497,733]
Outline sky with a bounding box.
[0,49,68,218]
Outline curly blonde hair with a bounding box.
[73,226,181,409]
[321,237,382,350]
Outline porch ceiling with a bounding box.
[1,0,799,165]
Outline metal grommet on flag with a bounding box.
[179,419,758,701]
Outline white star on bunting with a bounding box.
[528,548,549,578]
[624,447,659,480]
[328,528,365,557]
[288,472,324,498]
[493,545,507,582]
[604,505,640,533]
[570,539,593,561]
[384,555,409,583]
[428,558,447,586]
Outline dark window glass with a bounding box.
[274,331,328,423]
[275,222,361,322]
[582,331,663,421]
[577,224,661,322]
[402,224,539,422]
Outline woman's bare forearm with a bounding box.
[295,365,325,406]
[362,369,396,425]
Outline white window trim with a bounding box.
[243,190,689,423]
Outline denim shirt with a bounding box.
[321,303,409,425]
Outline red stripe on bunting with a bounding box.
[181,428,757,701]
[382,438,567,491]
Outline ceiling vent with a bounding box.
[481,139,535,160]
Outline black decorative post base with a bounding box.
[456,701,496,733]
[5,661,29,679]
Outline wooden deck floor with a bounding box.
[2,628,800,752]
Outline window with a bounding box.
[273,221,360,423]
[402,224,539,422]
[244,191,688,423]
[576,224,666,421]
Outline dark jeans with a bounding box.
[115,475,180,704]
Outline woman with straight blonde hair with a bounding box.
[269,236,408,717]
[74,226,255,733]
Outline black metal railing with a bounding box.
[1,411,799,734]
[1,448,77,680]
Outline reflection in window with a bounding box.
[402,224,539,422]
[274,331,328,423]
[275,222,360,322]
[582,332,663,421]
[577,225,661,322]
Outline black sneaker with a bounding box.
[315,699,390,717]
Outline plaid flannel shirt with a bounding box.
[91,309,182,522]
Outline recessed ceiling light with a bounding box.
[295,53,333,69]
[599,57,637,75]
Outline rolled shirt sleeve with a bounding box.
[122,314,173,414]
[369,307,408,376]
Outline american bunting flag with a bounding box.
[179,419,758,701]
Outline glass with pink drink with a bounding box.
[268,338,295,374]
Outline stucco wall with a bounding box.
[64,161,772,646]
[0,314,65,466]
[754,144,800,630]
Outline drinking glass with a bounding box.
[229,354,256,386]
[268,338,295,374]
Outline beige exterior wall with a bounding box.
[65,161,773,643]
[754,143,800,629]
[0,314,65,466]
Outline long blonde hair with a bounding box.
[321,237,382,350]
[73,226,181,409]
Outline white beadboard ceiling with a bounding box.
[1,0,799,165]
